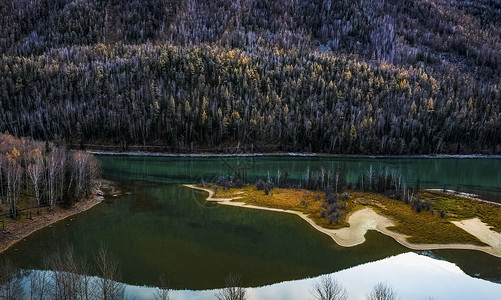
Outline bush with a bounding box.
[264,185,270,195]
[329,213,339,224]
[256,180,266,191]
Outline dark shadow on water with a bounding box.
[431,249,501,284]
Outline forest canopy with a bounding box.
[0,0,500,154]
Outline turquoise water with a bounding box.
[2,155,501,291]
[98,155,501,202]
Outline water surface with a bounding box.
[98,155,501,202]
[2,155,501,292]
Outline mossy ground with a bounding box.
[350,192,486,245]
[199,184,501,246]
[420,190,501,233]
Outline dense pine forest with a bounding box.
[1,0,500,154]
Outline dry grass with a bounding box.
[421,190,501,233]
[349,192,486,245]
[212,185,322,213]
[201,184,500,246]
[205,185,360,229]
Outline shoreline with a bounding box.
[426,189,501,207]
[0,179,112,254]
[91,150,501,159]
[185,184,501,258]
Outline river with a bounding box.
[2,155,501,298]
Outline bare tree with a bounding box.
[95,245,125,300]
[72,151,100,199]
[45,247,75,299]
[367,282,398,300]
[0,135,101,213]
[0,155,6,204]
[29,270,50,300]
[311,275,347,300]
[45,150,60,210]
[215,273,247,300]
[276,169,281,187]
[41,246,96,300]
[5,150,22,218]
[31,246,124,300]
[154,275,171,300]
[77,259,93,300]
[0,258,24,300]
[57,148,67,203]
[320,167,326,190]
[27,148,44,213]
[73,151,90,198]
[84,155,100,197]
[334,171,340,195]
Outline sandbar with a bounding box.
[452,218,501,256]
[186,184,501,258]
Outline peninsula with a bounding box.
[186,184,501,258]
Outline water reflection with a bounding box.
[4,156,501,293]
[120,252,501,299]
[98,155,501,202]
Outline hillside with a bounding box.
[0,0,500,154]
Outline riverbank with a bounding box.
[427,189,501,207]
[0,179,116,254]
[91,150,501,159]
[185,185,501,257]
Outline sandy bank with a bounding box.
[0,180,113,254]
[452,218,501,256]
[185,185,501,257]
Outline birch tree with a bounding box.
[6,149,22,218]
[27,148,44,213]
[94,245,125,300]
[0,155,5,204]
[73,151,90,199]
[45,151,59,210]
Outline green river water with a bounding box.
[1,155,501,290]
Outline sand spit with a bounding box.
[452,218,501,256]
[185,185,501,258]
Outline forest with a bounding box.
[0,0,500,154]
[0,134,100,218]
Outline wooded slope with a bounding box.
[1,0,500,154]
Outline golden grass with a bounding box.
[203,184,359,229]
[200,184,500,246]
[421,190,501,233]
[349,192,486,245]
[212,185,322,213]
